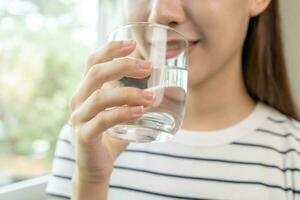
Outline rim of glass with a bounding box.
[108,22,189,49]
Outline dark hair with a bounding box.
[242,0,299,120]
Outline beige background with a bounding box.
[281,1,300,111]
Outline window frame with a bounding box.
[0,175,49,200]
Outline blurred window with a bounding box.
[0,0,97,186]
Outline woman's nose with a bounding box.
[148,0,186,27]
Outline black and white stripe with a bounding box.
[46,103,300,199]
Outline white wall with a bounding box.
[281,1,300,110]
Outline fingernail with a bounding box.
[140,60,151,69]
[122,40,135,47]
[130,106,144,115]
[142,90,154,101]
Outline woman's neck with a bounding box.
[182,59,256,132]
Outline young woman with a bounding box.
[46,0,300,199]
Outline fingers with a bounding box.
[72,87,154,123]
[86,40,136,72]
[73,57,152,109]
[79,106,144,142]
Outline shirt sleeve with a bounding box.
[45,122,75,199]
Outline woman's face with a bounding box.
[124,0,270,88]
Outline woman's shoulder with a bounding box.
[262,103,300,143]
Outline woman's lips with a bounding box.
[166,49,182,59]
[166,40,200,59]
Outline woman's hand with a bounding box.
[69,40,154,199]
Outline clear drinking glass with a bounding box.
[106,22,188,143]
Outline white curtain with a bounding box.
[97,0,124,45]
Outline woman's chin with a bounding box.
[187,68,216,90]
[187,76,205,90]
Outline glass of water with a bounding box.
[106,22,188,143]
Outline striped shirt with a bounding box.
[46,102,300,200]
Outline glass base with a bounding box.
[106,112,175,143]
